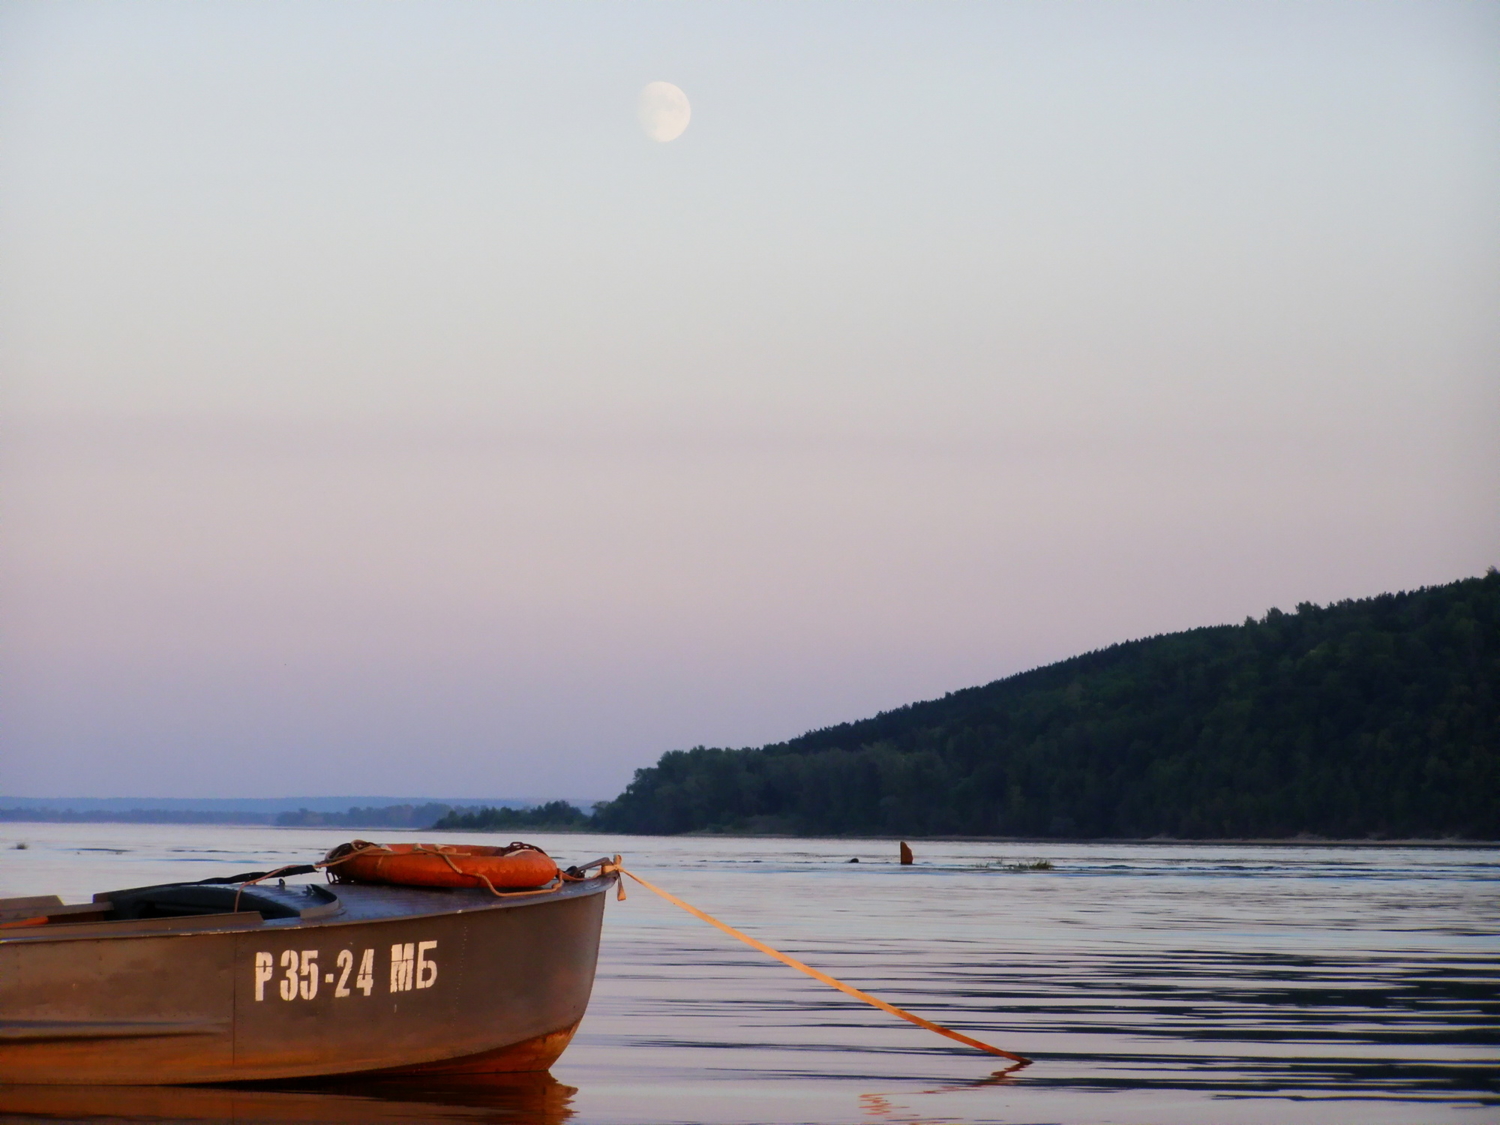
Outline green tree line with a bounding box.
[275,803,457,828]
[431,800,592,831]
[587,571,1499,839]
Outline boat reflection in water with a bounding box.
[0,1071,578,1124]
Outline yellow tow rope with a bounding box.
[602,859,1031,1068]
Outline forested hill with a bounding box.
[594,572,1500,840]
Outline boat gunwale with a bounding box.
[0,873,615,944]
[296,872,614,928]
[0,910,268,943]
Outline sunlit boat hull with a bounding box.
[0,875,611,1084]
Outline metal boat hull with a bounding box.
[0,877,609,1084]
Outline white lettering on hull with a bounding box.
[253,942,434,1001]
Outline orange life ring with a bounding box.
[325,841,559,891]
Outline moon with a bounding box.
[638,81,690,143]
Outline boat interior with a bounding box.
[0,881,342,935]
[0,874,607,939]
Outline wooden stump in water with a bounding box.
[899,841,913,865]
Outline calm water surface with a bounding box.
[0,824,1495,1124]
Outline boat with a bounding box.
[0,842,617,1085]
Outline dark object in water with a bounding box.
[899,841,914,865]
[847,857,859,863]
[0,855,617,1084]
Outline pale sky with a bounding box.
[2,1,1496,800]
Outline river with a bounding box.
[1,824,1494,1124]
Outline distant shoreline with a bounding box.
[0,797,606,831]
[2,817,1491,847]
[2,816,1488,852]
[663,832,1499,847]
